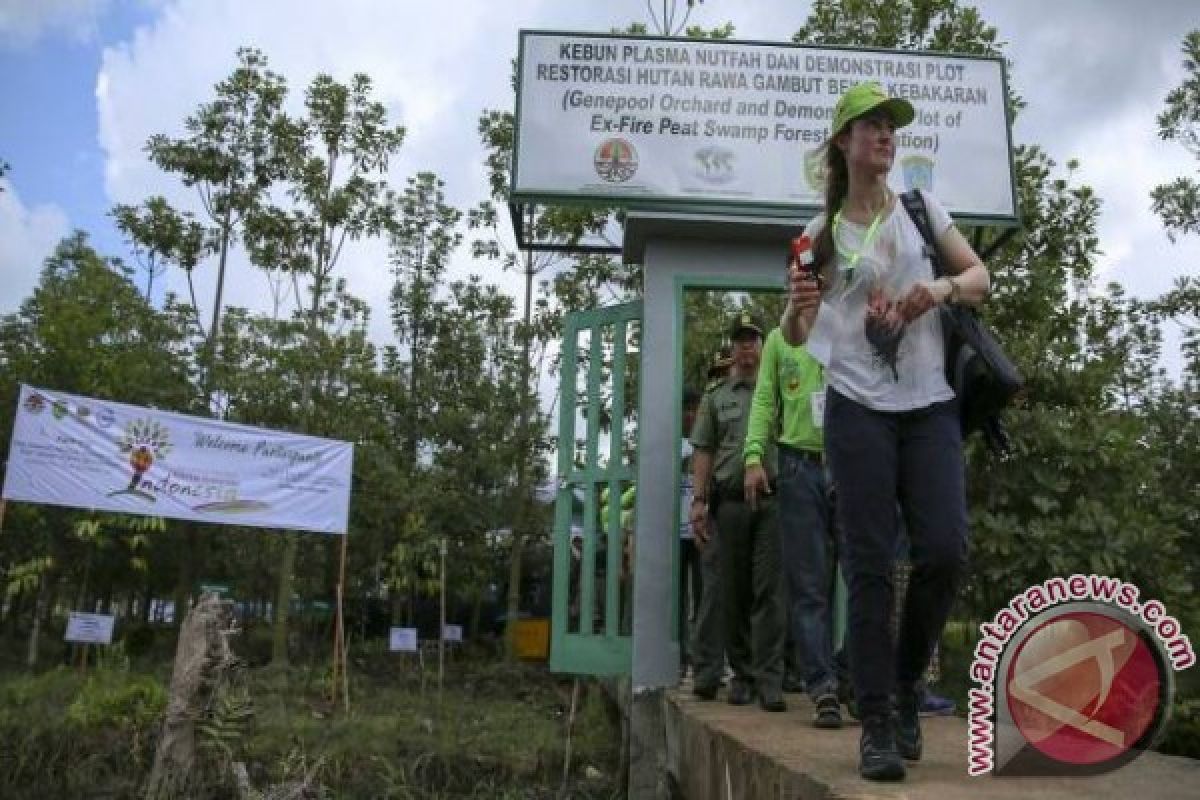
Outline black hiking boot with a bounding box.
[895,689,923,761]
[859,713,906,781]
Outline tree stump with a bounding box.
[144,592,237,800]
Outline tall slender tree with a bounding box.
[388,172,462,463]
[113,47,297,630]
[241,70,404,667]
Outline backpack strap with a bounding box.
[899,190,946,279]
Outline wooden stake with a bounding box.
[438,538,447,702]
[559,677,582,797]
[339,588,349,713]
[331,532,350,711]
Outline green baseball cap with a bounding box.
[830,81,915,138]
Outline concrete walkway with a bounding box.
[665,689,1199,800]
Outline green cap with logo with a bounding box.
[729,311,764,340]
[830,81,915,138]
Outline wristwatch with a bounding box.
[944,276,961,304]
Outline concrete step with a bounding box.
[665,689,1199,799]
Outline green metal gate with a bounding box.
[550,301,642,676]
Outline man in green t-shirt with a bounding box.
[690,312,786,711]
[744,323,842,728]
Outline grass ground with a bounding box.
[0,638,621,799]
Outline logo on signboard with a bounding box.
[108,418,172,502]
[24,393,47,414]
[901,155,935,193]
[692,146,735,184]
[802,148,828,192]
[594,138,638,183]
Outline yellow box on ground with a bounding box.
[515,617,550,660]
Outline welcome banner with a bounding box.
[3,385,353,534]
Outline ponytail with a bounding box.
[813,143,848,287]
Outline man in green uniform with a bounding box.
[689,348,732,699]
[689,312,786,711]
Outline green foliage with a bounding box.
[112,195,208,298]
[64,670,166,731]
[4,556,53,600]
[197,683,256,762]
[0,668,165,797]
[1153,30,1200,242]
[1159,697,1200,759]
[1150,31,1200,395]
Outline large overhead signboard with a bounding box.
[512,32,1017,224]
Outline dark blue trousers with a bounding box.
[824,388,969,718]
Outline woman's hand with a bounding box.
[866,286,905,334]
[788,264,822,313]
[897,279,951,323]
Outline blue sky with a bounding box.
[0,1,160,258]
[1,0,1197,379]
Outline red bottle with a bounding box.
[790,234,818,282]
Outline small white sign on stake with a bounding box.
[65,612,115,645]
[441,624,463,643]
[389,626,418,653]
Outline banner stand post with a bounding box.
[330,532,350,713]
[438,538,447,702]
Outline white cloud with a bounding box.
[0,180,70,313]
[0,0,108,48]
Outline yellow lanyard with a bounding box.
[832,207,884,278]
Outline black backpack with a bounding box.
[899,190,1023,453]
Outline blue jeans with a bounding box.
[777,444,837,699]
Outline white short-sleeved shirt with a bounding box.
[804,190,955,412]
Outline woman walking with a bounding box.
[781,81,990,781]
